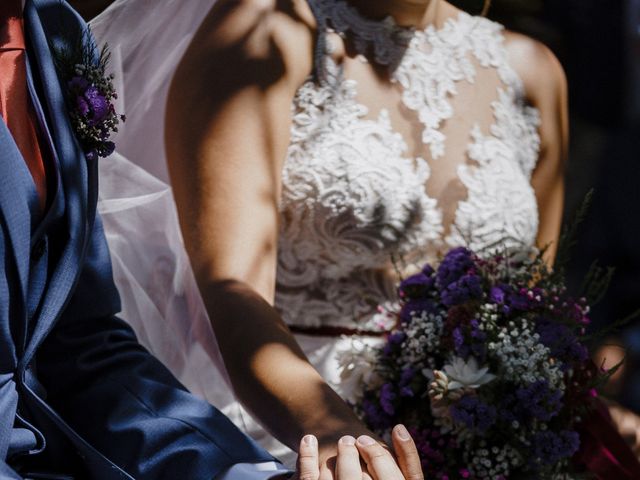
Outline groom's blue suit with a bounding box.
[0,1,278,478]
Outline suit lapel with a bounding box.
[22,0,92,364]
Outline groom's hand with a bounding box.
[291,425,424,480]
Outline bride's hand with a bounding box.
[293,425,424,480]
[313,424,383,479]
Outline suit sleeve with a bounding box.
[216,462,292,480]
[0,459,22,479]
[36,213,276,479]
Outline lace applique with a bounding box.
[275,0,541,331]
[277,61,443,329]
[446,89,541,253]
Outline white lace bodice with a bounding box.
[275,0,541,332]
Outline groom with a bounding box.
[0,0,292,478]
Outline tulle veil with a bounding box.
[89,0,231,402]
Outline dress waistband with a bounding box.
[287,324,389,337]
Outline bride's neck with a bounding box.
[345,0,444,28]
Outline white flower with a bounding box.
[335,338,383,403]
[428,370,470,402]
[442,357,496,390]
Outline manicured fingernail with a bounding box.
[395,424,410,441]
[357,435,376,446]
[340,435,356,446]
[303,435,317,446]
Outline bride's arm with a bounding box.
[506,32,569,264]
[165,0,372,473]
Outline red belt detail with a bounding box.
[288,325,389,337]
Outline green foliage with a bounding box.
[580,260,615,307]
[553,190,594,282]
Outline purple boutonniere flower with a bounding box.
[54,32,124,160]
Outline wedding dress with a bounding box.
[91,0,540,466]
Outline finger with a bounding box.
[356,435,403,480]
[336,436,362,480]
[391,425,424,480]
[318,464,334,480]
[296,435,320,480]
[319,448,337,480]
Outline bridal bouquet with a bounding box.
[339,244,614,479]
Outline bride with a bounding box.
[90,0,578,473]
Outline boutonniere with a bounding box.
[53,32,125,160]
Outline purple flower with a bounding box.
[450,395,497,434]
[469,319,487,360]
[436,247,475,290]
[380,383,396,416]
[507,289,530,310]
[67,76,111,126]
[509,287,545,312]
[383,331,406,356]
[362,397,393,431]
[450,322,486,361]
[452,327,467,358]
[490,285,507,304]
[400,298,438,323]
[422,264,435,276]
[400,386,414,397]
[441,274,483,307]
[68,76,89,92]
[531,430,580,466]
[400,272,432,290]
[398,367,416,398]
[536,320,589,368]
[399,268,436,300]
[83,85,110,124]
[388,331,406,345]
[409,428,451,473]
[516,380,563,422]
[400,367,415,385]
[75,95,90,117]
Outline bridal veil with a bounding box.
[90,0,231,402]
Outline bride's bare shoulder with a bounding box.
[182,0,316,82]
[503,30,567,109]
